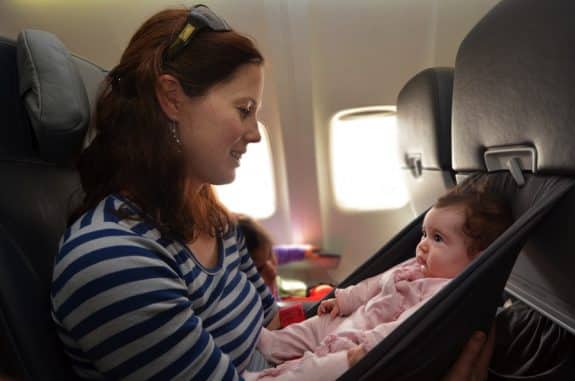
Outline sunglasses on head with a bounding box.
[165,4,231,61]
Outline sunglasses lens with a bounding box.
[192,5,231,31]
[165,5,231,61]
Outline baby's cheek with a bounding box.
[448,260,469,277]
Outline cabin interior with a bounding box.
[1,0,574,380]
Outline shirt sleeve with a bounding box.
[51,230,245,381]
[335,259,414,316]
[236,227,279,326]
[335,273,384,316]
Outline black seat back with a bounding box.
[335,0,575,379]
[451,0,575,334]
[0,30,105,380]
[397,67,454,215]
[0,38,36,159]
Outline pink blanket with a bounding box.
[243,258,450,381]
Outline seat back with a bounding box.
[397,67,454,215]
[451,0,575,334]
[0,30,106,380]
[336,1,575,379]
[0,37,36,159]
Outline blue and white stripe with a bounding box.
[51,194,277,380]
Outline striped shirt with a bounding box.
[51,194,278,380]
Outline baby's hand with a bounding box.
[318,298,340,319]
[347,345,367,367]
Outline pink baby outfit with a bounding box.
[243,258,450,381]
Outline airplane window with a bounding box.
[330,106,408,211]
[214,122,277,219]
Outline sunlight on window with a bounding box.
[330,106,408,211]
[214,122,276,219]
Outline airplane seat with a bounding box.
[450,0,575,378]
[397,67,455,215]
[330,0,575,379]
[0,37,36,160]
[0,29,106,380]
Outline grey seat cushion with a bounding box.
[17,29,90,163]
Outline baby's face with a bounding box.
[415,205,476,278]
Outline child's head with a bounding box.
[237,215,278,289]
[416,185,512,278]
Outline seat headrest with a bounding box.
[452,0,575,175]
[17,29,92,163]
[397,67,454,171]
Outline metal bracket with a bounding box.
[406,153,423,178]
[484,145,537,187]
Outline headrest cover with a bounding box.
[17,29,90,163]
[397,67,454,170]
[452,0,575,174]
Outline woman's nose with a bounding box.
[245,120,262,143]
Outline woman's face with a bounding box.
[174,63,264,187]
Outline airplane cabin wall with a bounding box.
[301,0,500,280]
[0,0,500,282]
[0,0,296,246]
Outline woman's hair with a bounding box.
[435,182,513,254]
[236,214,273,260]
[71,8,264,241]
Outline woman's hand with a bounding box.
[318,298,340,318]
[442,324,495,381]
[266,311,281,330]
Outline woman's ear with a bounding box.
[155,74,184,120]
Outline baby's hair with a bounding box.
[435,182,513,255]
[236,214,273,258]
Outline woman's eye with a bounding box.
[433,234,443,242]
[238,107,251,118]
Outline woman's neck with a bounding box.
[185,178,205,196]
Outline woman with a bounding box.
[52,5,275,380]
[50,5,492,381]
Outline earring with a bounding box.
[169,120,183,150]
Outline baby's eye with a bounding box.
[433,234,443,242]
[421,230,427,238]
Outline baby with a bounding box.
[244,185,512,381]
